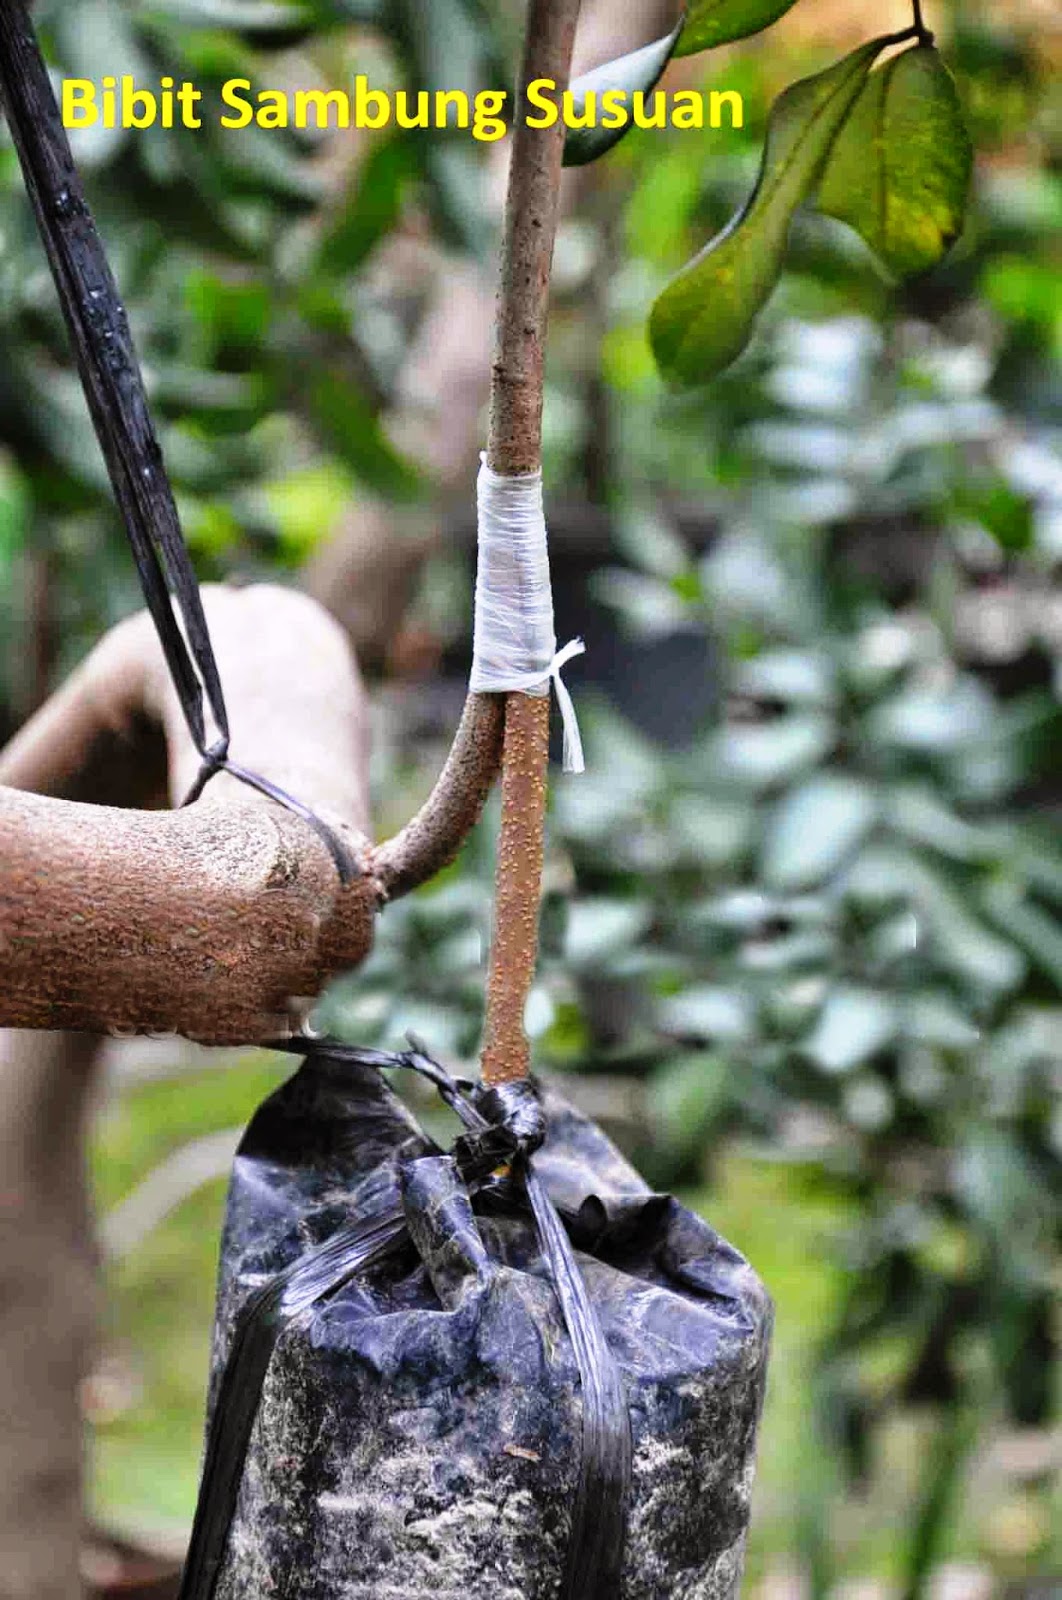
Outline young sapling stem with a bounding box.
[480,0,582,1086]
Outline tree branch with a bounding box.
[368,0,582,929]
[0,586,377,1043]
[479,694,551,1083]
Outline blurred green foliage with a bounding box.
[327,307,1062,1596]
[0,0,506,710]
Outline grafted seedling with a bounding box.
[0,0,974,1069]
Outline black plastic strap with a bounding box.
[178,1207,412,1600]
[0,1,356,885]
[179,1038,632,1600]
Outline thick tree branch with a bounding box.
[0,586,377,1043]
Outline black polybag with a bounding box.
[184,1044,771,1600]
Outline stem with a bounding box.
[910,0,931,42]
[372,694,505,900]
[480,0,582,1085]
[480,694,551,1083]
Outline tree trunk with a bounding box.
[0,1030,102,1600]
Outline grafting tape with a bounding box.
[470,457,586,773]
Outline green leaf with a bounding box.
[981,880,1062,991]
[659,985,756,1043]
[565,898,653,966]
[741,929,835,972]
[870,675,994,752]
[592,568,690,636]
[0,454,30,587]
[391,0,489,101]
[887,783,996,864]
[53,0,155,164]
[612,502,690,579]
[710,712,834,789]
[817,44,972,279]
[649,39,885,384]
[648,1052,730,1171]
[804,986,897,1073]
[733,647,836,708]
[317,135,417,276]
[761,774,877,890]
[260,461,351,557]
[421,142,492,257]
[954,1130,1052,1285]
[857,849,1028,998]
[670,795,755,868]
[903,992,981,1050]
[675,0,801,56]
[305,373,420,500]
[163,0,322,27]
[563,24,682,167]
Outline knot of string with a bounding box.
[470,457,586,774]
[454,1078,548,1176]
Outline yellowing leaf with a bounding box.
[817,44,972,278]
[650,39,885,385]
[675,0,802,56]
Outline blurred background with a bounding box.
[0,0,1059,1596]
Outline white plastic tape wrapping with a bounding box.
[469,455,585,773]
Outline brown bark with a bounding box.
[0,586,377,1044]
[0,789,374,1043]
[373,692,505,900]
[0,581,509,1040]
[479,695,551,1084]
[0,1029,102,1600]
[487,0,583,477]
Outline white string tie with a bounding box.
[469,455,585,774]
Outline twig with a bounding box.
[480,694,551,1082]
[372,693,505,899]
